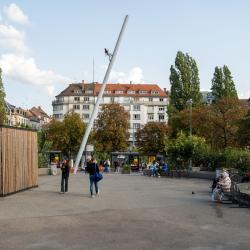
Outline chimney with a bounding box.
[130,81,132,85]
[164,88,167,93]
[81,80,84,90]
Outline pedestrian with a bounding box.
[86,157,101,198]
[114,160,119,173]
[60,156,70,194]
[104,159,110,173]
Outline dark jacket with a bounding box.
[61,161,70,177]
[86,162,99,175]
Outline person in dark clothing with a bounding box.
[114,160,119,173]
[60,157,70,193]
[85,158,100,198]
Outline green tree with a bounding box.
[165,132,208,170]
[0,68,6,125]
[93,103,129,154]
[45,112,86,157]
[237,109,250,147]
[211,65,238,101]
[136,122,170,155]
[171,97,246,149]
[169,51,202,113]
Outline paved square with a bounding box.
[0,173,249,249]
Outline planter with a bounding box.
[38,168,50,176]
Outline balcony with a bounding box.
[52,99,64,104]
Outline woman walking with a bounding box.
[86,158,100,198]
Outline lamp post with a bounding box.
[187,98,192,170]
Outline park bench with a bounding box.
[221,174,250,207]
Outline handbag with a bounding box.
[94,163,103,182]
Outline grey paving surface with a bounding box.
[0,173,249,250]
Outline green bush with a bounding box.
[165,132,209,170]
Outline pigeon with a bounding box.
[192,191,195,195]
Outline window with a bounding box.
[149,97,153,102]
[133,105,140,111]
[139,90,148,94]
[56,97,64,103]
[115,90,124,94]
[73,105,80,110]
[53,105,63,111]
[74,90,81,94]
[159,98,164,102]
[110,97,115,103]
[105,90,112,94]
[151,90,159,94]
[133,123,140,129]
[133,114,140,120]
[83,97,89,102]
[148,114,154,120]
[74,97,80,102]
[82,114,90,119]
[159,114,165,120]
[159,107,165,111]
[53,114,63,119]
[127,90,135,94]
[82,105,89,110]
[85,90,93,94]
[134,97,140,102]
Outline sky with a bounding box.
[0,0,250,114]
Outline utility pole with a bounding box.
[74,15,129,173]
[188,98,192,170]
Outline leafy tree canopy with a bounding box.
[169,51,202,113]
[45,112,86,158]
[93,103,129,154]
[211,65,238,101]
[136,122,170,155]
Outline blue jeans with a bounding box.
[89,175,98,195]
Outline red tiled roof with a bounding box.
[57,82,168,97]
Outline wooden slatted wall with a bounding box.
[0,126,38,196]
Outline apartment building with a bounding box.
[5,102,51,129]
[52,81,169,145]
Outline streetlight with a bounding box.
[187,98,192,170]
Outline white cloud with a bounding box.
[0,54,70,96]
[239,91,250,99]
[3,3,29,24]
[109,67,144,83]
[0,24,28,53]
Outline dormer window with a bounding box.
[127,90,136,94]
[105,90,112,94]
[74,89,81,94]
[151,90,159,94]
[139,90,148,94]
[115,90,124,94]
[85,90,93,94]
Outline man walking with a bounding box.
[60,157,70,193]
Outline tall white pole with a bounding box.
[74,15,129,173]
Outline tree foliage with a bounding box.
[211,65,238,102]
[172,97,246,149]
[0,68,6,125]
[169,51,202,113]
[165,132,208,170]
[136,122,170,155]
[93,103,129,154]
[45,112,85,157]
[237,109,250,147]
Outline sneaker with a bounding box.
[97,190,100,196]
[60,191,64,194]
[91,195,95,198]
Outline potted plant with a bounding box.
[122,164,131,174]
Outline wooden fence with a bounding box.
[0,126,38,196]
